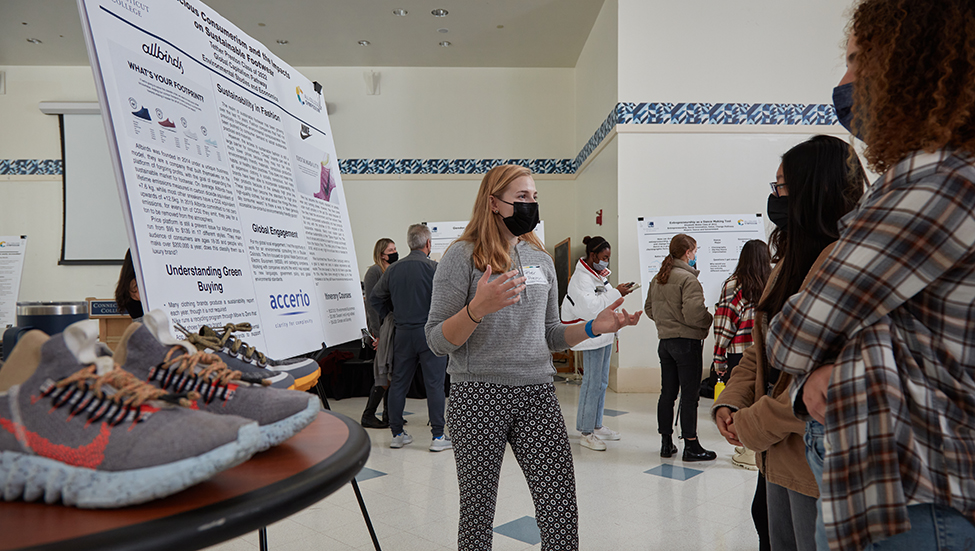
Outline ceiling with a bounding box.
[0,0,604,68]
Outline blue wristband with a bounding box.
[585,319,600,339]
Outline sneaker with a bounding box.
[732,447,759,471]
[0,321,262,508]
[118,310,319,451]
[593,426,621,441]
[177,323,320,391]
[734,446,746,455]
[429,436,452,452]
[132,106,151,121]
[580,433,606,451]
[390,432,413,449]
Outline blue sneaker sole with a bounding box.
[0,423,261,508]
[257,396,319,451]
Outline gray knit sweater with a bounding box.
[425,239,569,386]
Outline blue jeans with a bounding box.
[576,344,613,434]
[866,503,975,550]
[806,420,975,550]
[804,420,829,551]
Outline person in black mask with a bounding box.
[712,134,866,551]
[114,249,144,323]
[360,237,397,428]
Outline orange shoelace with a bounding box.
[56,365,198,408]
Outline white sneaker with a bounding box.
[734,446,746,455]
[732,447,758,471]
[430,436,453,452]
[390,432,413,449]
[581,433,607,451]
[594,426,621,441]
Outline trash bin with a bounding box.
[16,301,89,336]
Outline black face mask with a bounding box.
[385,252,399,264]
[767,194,789,230]
[496,199,540,236]
[832,82,864,141]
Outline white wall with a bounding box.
[299,67,575,159]
[574,0,618,150]
[0,66,121,302]
[617,0,852,103]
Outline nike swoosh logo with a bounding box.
[0,418,110,469]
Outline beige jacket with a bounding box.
[710,244,836,498]
[645,259,713,340]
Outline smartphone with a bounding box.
[625,282,641,290]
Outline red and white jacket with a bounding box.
[560,258,620,351]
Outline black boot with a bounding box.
[660,435,678,458]
[381,387,392,425]
[361,386,389,429]
[682,437,717,462]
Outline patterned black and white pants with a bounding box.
[447,381,578,550]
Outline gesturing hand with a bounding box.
[590,297,642,335]
[715,407,742,447]
[467,265,527,320]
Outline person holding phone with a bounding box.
[561,235,634,451]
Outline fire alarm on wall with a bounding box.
[596,209,603,226]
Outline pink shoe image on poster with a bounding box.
[314,154,336,202]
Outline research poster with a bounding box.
[428,221,545,261]
[636,215,764,308]
[0,236,28,329]
[78,0,365,357]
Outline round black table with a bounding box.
[0,411,370,551]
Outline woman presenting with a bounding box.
[425,164,641,550]
[561,235,634,451]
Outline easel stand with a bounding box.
[257,345,382,551]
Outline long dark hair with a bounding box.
[655,234,696,285]
[114,249,138,315]
[731,240,771,304]
[758,135,867,315]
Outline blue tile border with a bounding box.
[0,159,64,175]
[2,102,837,177]
[617,102,836,126]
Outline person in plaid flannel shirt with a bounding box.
[766,1,975,550]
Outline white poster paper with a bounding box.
[78,0,365,357]
[636,215,764,308]
[428,220,545,261]
[0,236,28,329]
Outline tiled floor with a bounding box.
[205,384,760,551]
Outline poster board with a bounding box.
[636,214,764,308]
[0,236,28,329]
[427,220,545,261]
[553,237,571,309]
[77,0,365,357]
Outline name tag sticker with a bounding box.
[522,266,547,286]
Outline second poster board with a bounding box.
[636,214,765,309]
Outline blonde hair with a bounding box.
[456,164,548,272]
[372,238,395,272]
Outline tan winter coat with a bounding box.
[645,259,713,340]
[710,245,836,498]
